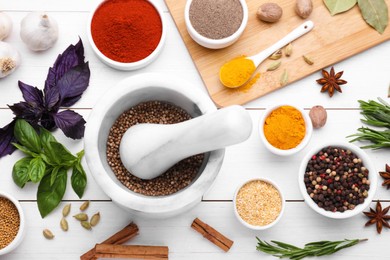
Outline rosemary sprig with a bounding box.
[348,98,390,149]
[256,238,367,260]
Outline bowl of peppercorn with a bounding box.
[87,0,166,70]
[85,73,225,218]
[0,191,25,255]
[298,142,377,219]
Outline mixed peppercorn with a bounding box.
[304,146,370,212]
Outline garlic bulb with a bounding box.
[20,12,58,51]
[0,41,21,78]
[0,12,12,40]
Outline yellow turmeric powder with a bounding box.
[219,56,256,88]
[263,106,306,150]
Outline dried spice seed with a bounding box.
[79,201,89,211]
[236,180,282,226]
[269,49,282,60]
[280,69,289,86]
[363,201,390,234]
[60,218,69,231]
[316,67,347,97]
[303,55,314,65]
[0,197,20,249]
[73,213,88,221]
[284,43,292,57]
[81,221,92,230]
[62,203,71,217]
[304,146,370,213]
[107,101,204,196]
[267,61,281,71]
[43,229,54,239]
[90,212,100,227]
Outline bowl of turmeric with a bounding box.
[259,104,313,156]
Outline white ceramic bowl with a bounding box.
[87,0,166,70]
[184,0,248,49]
[0,192,25,255]
[298,142,377,219]
[84,73,225,218]
[259,104,313,156]
[233,178,285,230]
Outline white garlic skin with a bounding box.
[20,12,59,51]
[0,12,13,40]
[0,41,21,78]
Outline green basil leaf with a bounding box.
[358,0,389,34]
[324,0,357,15]
[37,167,67,218]
[76,150,84,159]
[50,142,77,166]
[12,142,38,157]
[14,119,42,153]
[12,157,32,188]
[50,166,60,187]
[71,160,87,198]
[40,128,60,165]
[28,157,46,183]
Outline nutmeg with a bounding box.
[309,105,327,129]
[257,3,283,23]
[295,0,313,19]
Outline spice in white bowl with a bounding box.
[234,179,284,229]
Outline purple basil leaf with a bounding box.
[18,81,43,107]
[53,110,85,139]
[57,62,90,107]
[9,102,42,122]
[44,85,60,111]
[0,120,17,157]
[40,113,57,131]
[44,38,85,92]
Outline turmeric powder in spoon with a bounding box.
[219,56,256,88]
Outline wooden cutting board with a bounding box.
[165,0,390,107]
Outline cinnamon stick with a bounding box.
[94,244,169,260]
[191,218,233,252]
[80,222,139,260]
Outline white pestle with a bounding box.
[120,105,252,180]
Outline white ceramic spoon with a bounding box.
[220,20,314,88]
[120,105,252,180]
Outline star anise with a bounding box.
[379,164,390,189]
[316,67,347,97]
[363,201,390,234]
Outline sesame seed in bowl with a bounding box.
[233,178,285,230]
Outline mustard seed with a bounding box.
[0,197,20,249]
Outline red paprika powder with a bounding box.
[91,0,163,63]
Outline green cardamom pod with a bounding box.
[79,201,90,211]
[60,218,68,231]
[90,212,100,227]
[280,70,289,86]
[303,55,314,65]
[269,49,282,60]
[73,213,88,221]
[43,229,54,239]
[267,61,281,71]
[81,221,92,230]
[284,43,293,57]
[62,203,71,217]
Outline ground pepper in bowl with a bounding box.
[304,146,370,213]
[91,0,163,63]
[106,101,205,196]
[0,197,20,250]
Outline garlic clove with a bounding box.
[0,41,21,78]
[0,12,13,41]
[20,12,59,51]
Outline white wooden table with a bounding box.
[1,1,390,259]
